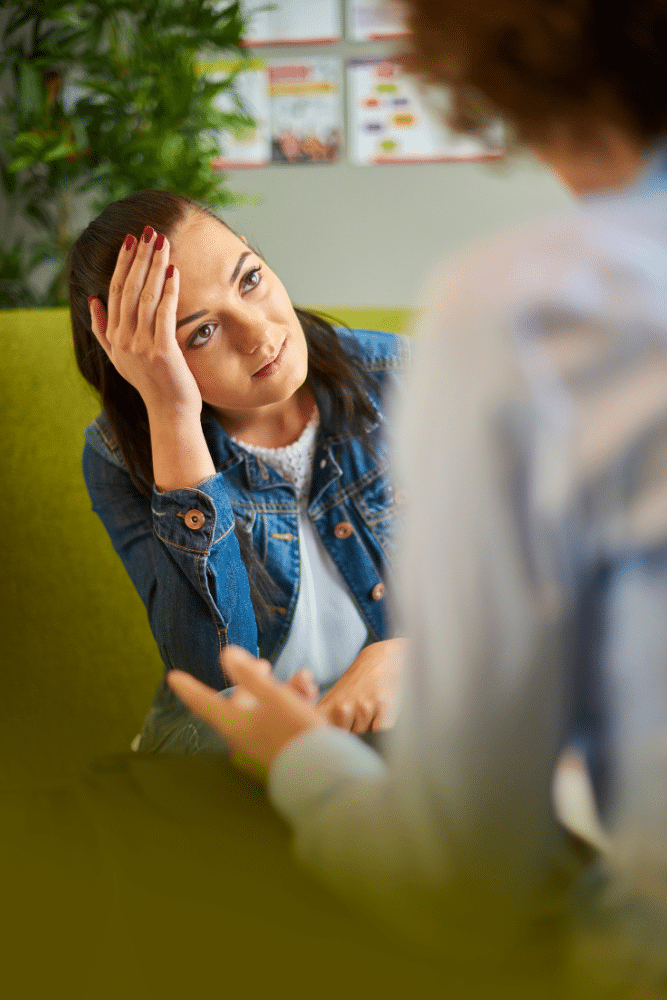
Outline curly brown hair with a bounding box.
[404,1,667,144]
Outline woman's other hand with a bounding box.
[88,228,201,421]
[316,638,407,734]
[168,647,326,784]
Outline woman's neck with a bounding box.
[534,122,649,196]
[215,383,317,449]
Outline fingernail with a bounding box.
[88,295,95,308]
[123,234,135,251]
[154,233,165,251]
[165,264,175,279]
[141,226,154,243]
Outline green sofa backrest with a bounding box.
[0,306,412,783]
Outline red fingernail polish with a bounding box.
[123,234,135,251]
[154,233,165,251]
[88,295,95,308]
[165,264,175,279]
[142,226,154,243]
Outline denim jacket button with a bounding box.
[371,583,385,601]
[181,509,205,530]
[334,521,353,540]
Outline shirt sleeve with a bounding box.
[267,262,571,943]
[82,442,258,688]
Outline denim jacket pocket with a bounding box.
[350,467,407,565]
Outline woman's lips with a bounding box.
[252,339,286,378]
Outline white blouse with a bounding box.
[232,410,369,694]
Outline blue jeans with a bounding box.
[137,677,387,755]
[137,678,230,753]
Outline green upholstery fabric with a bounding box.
[0,306,413,783]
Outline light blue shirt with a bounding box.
[268,151,667,948]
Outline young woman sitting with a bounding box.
[68,190,410,752]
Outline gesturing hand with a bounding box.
[88,227,202,420]
[168,647,326,784]
[317,638,407,734]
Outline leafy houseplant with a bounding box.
[1,0,255,307]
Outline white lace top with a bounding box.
[231,408,319,504]
[232,409,369,693]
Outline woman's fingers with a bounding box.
[104,226,175,355]
[287,668,318,703]
[118,226,161,346]
[154,260,179,356]
[220,646,278,695]
[325,700,355,731]
[351,700,375,735]
[167,670,234,736]
[106,233,138,335]
[135,232,172,351]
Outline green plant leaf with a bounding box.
[51,9,88,29]
[14,130,51,150]
[2,0,254,306]
[42,141,76,162]
[8,155,37,173]
[18,63,43,120]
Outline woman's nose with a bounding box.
[228,309,271,354]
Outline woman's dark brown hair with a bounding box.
[67,189,380,622]
[404,1,667,145]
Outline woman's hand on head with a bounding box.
[316,638,407,734]
[88,227,202,421]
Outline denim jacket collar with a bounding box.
[201,411,279,492]
[200,378,360,495]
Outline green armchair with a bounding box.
[0,306,412,784]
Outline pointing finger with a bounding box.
[220,646,279,694]
[167,670,235,737]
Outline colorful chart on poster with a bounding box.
[347,59,504,164]
[269,59,343,163]
[346,1,407,41]
[205,60,271,167]
[240,0,341,45]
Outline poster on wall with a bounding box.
[346,0,408,41]
[202,59,344,166]
[203,60,271,167]
[240,0,341,45]
[347,58,504,164]
[268,59,343,163]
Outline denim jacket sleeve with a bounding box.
[82,421,258,689]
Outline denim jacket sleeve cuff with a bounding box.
[151,474,236,554]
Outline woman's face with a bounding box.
[169,211,308,424]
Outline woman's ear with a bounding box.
[88,296,112,358]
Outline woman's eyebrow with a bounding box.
[175,251,254,329]
[229,250,252,285]
[176,310,207,330]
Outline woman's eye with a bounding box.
[188,323,216,349]
[241,266,262,292]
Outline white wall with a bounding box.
[4,12,572,311]
[222,153,571,309]
[217,31,571,310]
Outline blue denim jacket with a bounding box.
[83,329,411,694]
